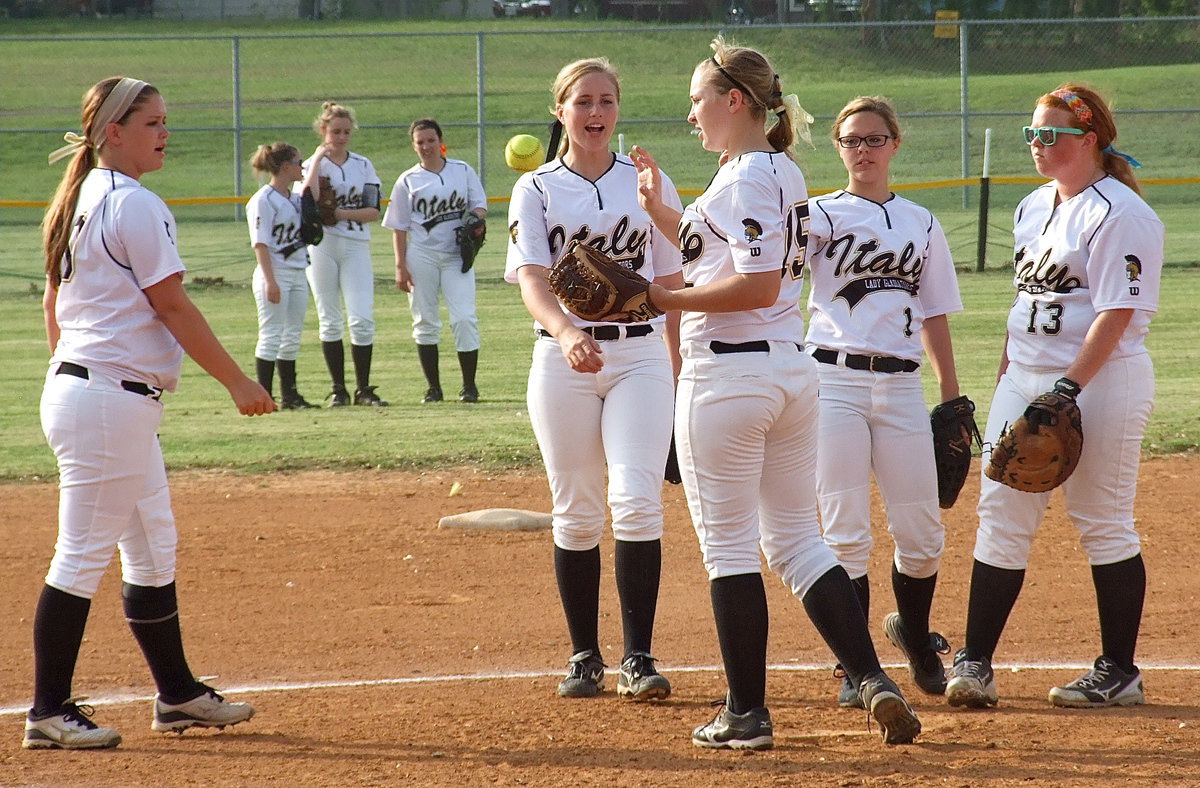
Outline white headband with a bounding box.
[48,77,150,165]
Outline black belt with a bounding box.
[811,348,919,374]
[537,324,655,341]
[710,340,770,354]
[56,362,163,399]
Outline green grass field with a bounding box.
[0,235,1195,481]
[1,17,1196,479]
[2,17,1199,203]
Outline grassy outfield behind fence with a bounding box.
[1,18,1199,206]
[0,18,1196,479]
[0,233,1196,481]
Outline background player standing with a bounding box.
[805,96,963,707]
[384,118,486,403]
[28,76,272,750]
[304,101,387,407]
[505,57,683,702]
[946,85,1162,710]
[247,141,318,409]
[633,38,920,750]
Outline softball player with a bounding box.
[28,76,271,750]
[505,58,683,703]
[947,85,1162,710]
[806,96,964,707]
[633,38,920,749]
[247,142,317,409]
[384,118,486,403]
[303,101,387,407]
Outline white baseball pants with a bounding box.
[675,341,839,599]
[307,233,376,345]
[40,368,178,599]
[253,265,309,361]
[975,354,1154,569]
[815,366,944,580]
[406,243,479,351]
[527,332,674,550]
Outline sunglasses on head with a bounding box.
[1023,126,1086,146]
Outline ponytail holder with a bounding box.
[773,93,815,150]
[1103,144,1140,168]
[48,131,90,165]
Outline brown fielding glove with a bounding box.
[930,395,982,509]
[984,377,1084,493]
[317,175,339,226]
[545,240,663,323]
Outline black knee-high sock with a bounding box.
[417,344,440,390]
[458,349,478,390]
[892,564,938,648]
[277,358,298,398]
[803,565,882,689]
[849,573,871,620]
[614,539,661,656]
[351,343,374,391]
[31,585,91,716]
[1093,554,1146,673]
[321,340,346,390]
[710,573,768,714]
[123,582,198,702]
[963,560,1025,662]
[554,545,601,656]
[254,357,275,397]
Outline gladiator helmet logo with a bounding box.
[1125,254,1142,282]
[742,218,763,243]
[509,220,519,245]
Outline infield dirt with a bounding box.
[1,456,1197,787]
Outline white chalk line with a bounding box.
[4,660,1197,717]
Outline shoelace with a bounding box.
[60,697,99,728]
[1069,667,1112,689]
[623,652,657,679]
[956,660,989,680]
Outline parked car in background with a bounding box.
[493,0,552,15]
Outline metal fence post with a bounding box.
[959,20,970,210]
[476,32,487,192]
[232,35,244,221]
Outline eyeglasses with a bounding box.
[1022,126,1086,146]
[836,134,894,149]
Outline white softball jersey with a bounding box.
[676,151,808,344]
[49,168,185,391]
[1006,176,1162,371]
[302,151,380,241]
[382,158,486,253]
[246,184,308,270]
[805,190,962,362]
[504,153,683,329]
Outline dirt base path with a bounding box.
[1,456,1197,787]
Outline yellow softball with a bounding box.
[505,134,545,173]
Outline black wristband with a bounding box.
[1053,376,1082,400]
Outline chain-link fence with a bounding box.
[2,17,1197,267]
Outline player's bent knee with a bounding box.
[893,553,941,580]
[552,527,605,552]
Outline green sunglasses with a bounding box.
[1023,126,1086,146]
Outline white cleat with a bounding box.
[152,684,255,733]
[23,698,122,750]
